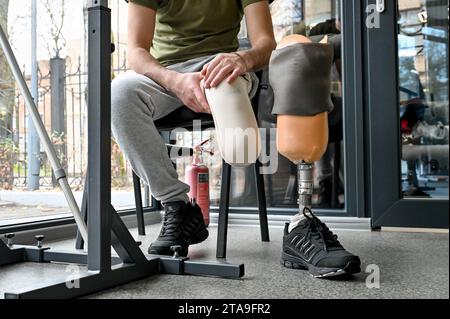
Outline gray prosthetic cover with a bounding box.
[309,34,341,62]
[269,43,334,116]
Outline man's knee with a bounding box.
[112,72,141,104]
[111,72,150,122]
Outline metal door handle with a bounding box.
[376,0,385,13]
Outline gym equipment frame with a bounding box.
[0,0,243,299]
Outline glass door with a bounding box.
[225,0,366,218]
[364,0,449,228]
[256,0,350,215]
[398,0,449,199]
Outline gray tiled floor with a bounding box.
[0,224,448,299]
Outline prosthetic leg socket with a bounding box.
[204,74,261,167]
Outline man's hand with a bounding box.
[201,1,276,89]
[169,72,211,114]
[201,53,247,89]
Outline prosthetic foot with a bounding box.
[270,35,361,277]
[281,162,361,277]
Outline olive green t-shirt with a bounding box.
[128,0,265,65]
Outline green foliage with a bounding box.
[111,139,131,189]
[0,137,17,190]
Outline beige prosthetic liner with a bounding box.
[270,35,334,231]
[204,74,261,167]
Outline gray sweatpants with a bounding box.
[111,54,258,205]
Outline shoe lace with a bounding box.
[160,210,182,237]
[302,207,341,252]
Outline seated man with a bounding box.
[113,0,360,278]
[112,0,276,256]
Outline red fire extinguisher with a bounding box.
[185,139,212,226]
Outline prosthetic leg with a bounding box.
[271,35,332,229]
[269,35,361,277]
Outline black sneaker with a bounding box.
[281,207,361,278]
[148,201,209,257]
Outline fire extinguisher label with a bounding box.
[197,172,210,226]
[198,173,209,183]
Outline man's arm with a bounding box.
[202,1,276,88]
[127,3,174,90]
[239,1,277,72]
[127,3,210,113]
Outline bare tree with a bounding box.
[7,14,30,51]
[41,0,66,58]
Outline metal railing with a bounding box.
[3,56,133,190]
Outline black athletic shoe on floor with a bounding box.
[148,201,209,257]
[281,207,361,278]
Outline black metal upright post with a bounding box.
[87,0,112,272]
[216,161,231,259]
[254,161,269,242]
[133,173,146,236]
